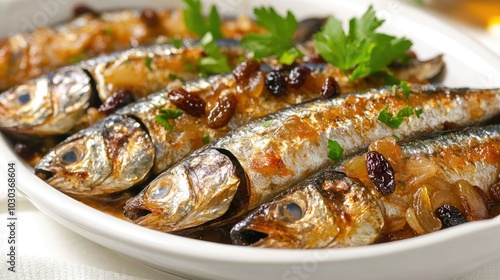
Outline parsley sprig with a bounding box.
[327,139,344,162]
[241,7,302,64]
[314,5,412,81]
[378,82,423,129]
[155,108,183,131]
[198,32,231,75]
[183,0,223,39]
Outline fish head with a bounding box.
[124,149,241,231]
[35,115,154,195]
[0,67,92,135]
[230,171,384,248]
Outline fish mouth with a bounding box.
[124,206,153,222]
[231,228,269,246]
[35,168,55,181]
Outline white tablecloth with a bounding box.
[2,6,500,280]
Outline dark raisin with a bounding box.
[140,8,160,28]
[365,151,395,196]
[14,143,34,160]
[287,66,311,89]
[168,88,206,117]
[490,182,500,202]
[233,59,260,83]
[321,77,340,99]
[207,93,237,128]
[98,89,135,115]
[435,204,468,229]
[302,54,326,64]
[73,4,99,17]
[473,185,490,204]
[265,71,286,97]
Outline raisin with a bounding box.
[73,4,99,17]
[140,8,160,28]
[365,151,395,196]
[265,71,286,97]
[435,204,468,229]
[14,143,34,160]
[302,54,326,64]
[233,59,260,83]
[490,182,500,202]
[207,93,237,128]
[321,77,340,99]
[168,88,206,117]
[287,66,311,89]
[98,89,135,115]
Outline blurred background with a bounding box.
[403,0,500,51]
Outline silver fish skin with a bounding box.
[35,114,155,195]
[0,40,243,136]
[123,85,500,232]
[32,58,446,197]
[230,125,500,248]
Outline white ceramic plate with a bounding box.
[1,0,500,279]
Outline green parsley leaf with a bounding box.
[202,134,210,144]
[327,139,344,162]
[198,32,230,75]
[183,0,222,39]
[145,57,153,72]
[415,108,424,117]
[279,47,302,65]
[314,5,412,81]
[168,73,186,83]
[69,54,86,64]
[103,27,113,35]
[400,81,411,101]
[392,134,401,141]
[241,7,300,63]
[172,38,183,49]
[378,105,417,129]
[261,120,274,127]
[155,109,183,131]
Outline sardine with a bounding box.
[0,6,263,90]
[122,85,500,232]
[33,57,447,197]
[0,41,244,136]
[230,125,500,248]
[33,63,337,195]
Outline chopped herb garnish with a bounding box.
[202,134,210,144]
[327,139,344,162]
[103,27,113,35]
[261,120,274,127]
[172,38,183,49]
[241,7,301,64]
[400,81,411,101]
[183,0,223,39]
[198,32,230,75]
[69,54,86,64]
[145,57,153,72]
[378,105,417,129]
[314,5,412,81]
[279,47,302,65]
[155,109,183,131]
[181,56,197,72]
[415,108,424,117]
[122,59,131,65]
[168,73,186,83]
[392,134,401,141]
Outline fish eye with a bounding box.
[61,150,80,165]
[152,187,168,198]
[278,202,303,222]
[18,92,31,104]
